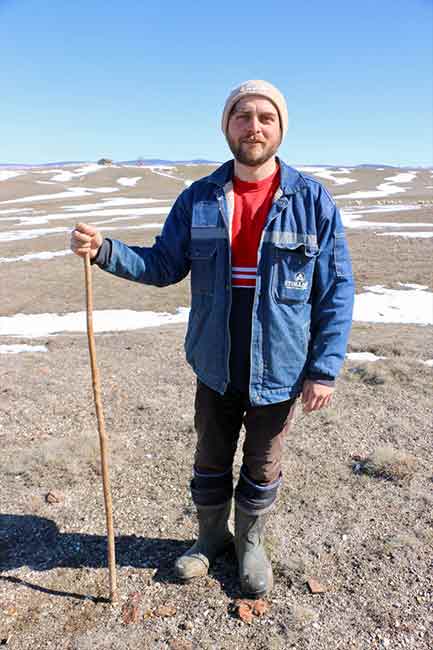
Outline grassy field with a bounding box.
[0,162,432,649]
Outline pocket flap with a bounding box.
[273,242,318,258]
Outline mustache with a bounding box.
[241,138,265,144]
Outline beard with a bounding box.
[226,135,279,167]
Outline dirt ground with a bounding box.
[0,163,432,649]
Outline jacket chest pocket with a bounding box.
[189,241,217,295]
[272,242,318,303]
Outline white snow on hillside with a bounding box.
[0,227,71,242]
[0,187,119,204]
[63,197,161,211]
[348,204,421,214]
[353,285,432,325]
[112,223,164,231]
[0,344,48,354]
[378,232,433,239]
[0,205,171,226]
[341,214,433,230]
[298,167,357,185]
[91,216,165,226]
[0,208,36,215]
[117,177,141,187]
[346,352,386,362]
[1,287,432,338]
[398,283,428,290]
[49,163,106,182]
[338,172,417,199]
[340,204,432,230]
[0,171,24,181]
[0,250,72,264]
[150,166,193,187]
[0,308,190,337]
[0,222,165,242]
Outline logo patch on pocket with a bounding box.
[284,272,308,290]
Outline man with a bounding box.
[71,80,354,598]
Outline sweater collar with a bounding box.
[205,157,306,195]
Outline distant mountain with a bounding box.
[355,164,400,169]
[1,159,431,169]
[122,158,219,166]
[0,158,219,168]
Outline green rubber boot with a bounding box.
[235,504,273,598]
[174,501,234,581]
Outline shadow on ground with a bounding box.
[0,514,239,602]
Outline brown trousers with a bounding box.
[194,380,296,485]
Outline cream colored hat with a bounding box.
[221,79,288,140]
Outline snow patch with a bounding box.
[0,208,36,215]
[298,166,357,185]
[117,177,141,187]
[2,205,171,226]
[76,187,119,194]
[398,283,429,290]
[346,352,387,362]
[0,344,48,354]
[353,286,433,325]
[378,231,433,239]
[340,204,432,230]
[150,166,192,187]
[347,204,421,214]
[0,171,25,181]
[49,163,105,182]
[91,216,165,227]
[0,187,118,205]
[0,308,190,338]
[338,172,417,199]
[0,250,72,264]
[63,197,161,211]
[0,227,71,242]
[0,221,164,241]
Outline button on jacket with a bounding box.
[98,159,355,406]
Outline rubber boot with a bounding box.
[235,504,273,598]
[174,500,234,580]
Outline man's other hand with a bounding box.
[70,223,103,259]
[301,379,334,413]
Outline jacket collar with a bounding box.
[205,157,307,195]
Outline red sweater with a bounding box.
[232,166,281,288]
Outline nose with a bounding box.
[245,114,261,135]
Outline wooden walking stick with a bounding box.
[83,252,118,605]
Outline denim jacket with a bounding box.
[99,159,354,406]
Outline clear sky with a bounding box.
[1,0,432,166]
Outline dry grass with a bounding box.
[356,445,417,482]
[1,428,124,487]
[289,604,319,625]
[383,533,420,552]
[346,361,408,386]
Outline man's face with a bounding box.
[226,95,281,167]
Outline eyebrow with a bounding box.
[233,108,277,117]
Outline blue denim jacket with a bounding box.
[100,159,354,406]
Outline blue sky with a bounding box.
[1,0,432,166]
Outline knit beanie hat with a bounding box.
[221,80,288,141]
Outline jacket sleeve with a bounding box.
[306,187,355,381]
[97,190,192,287]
